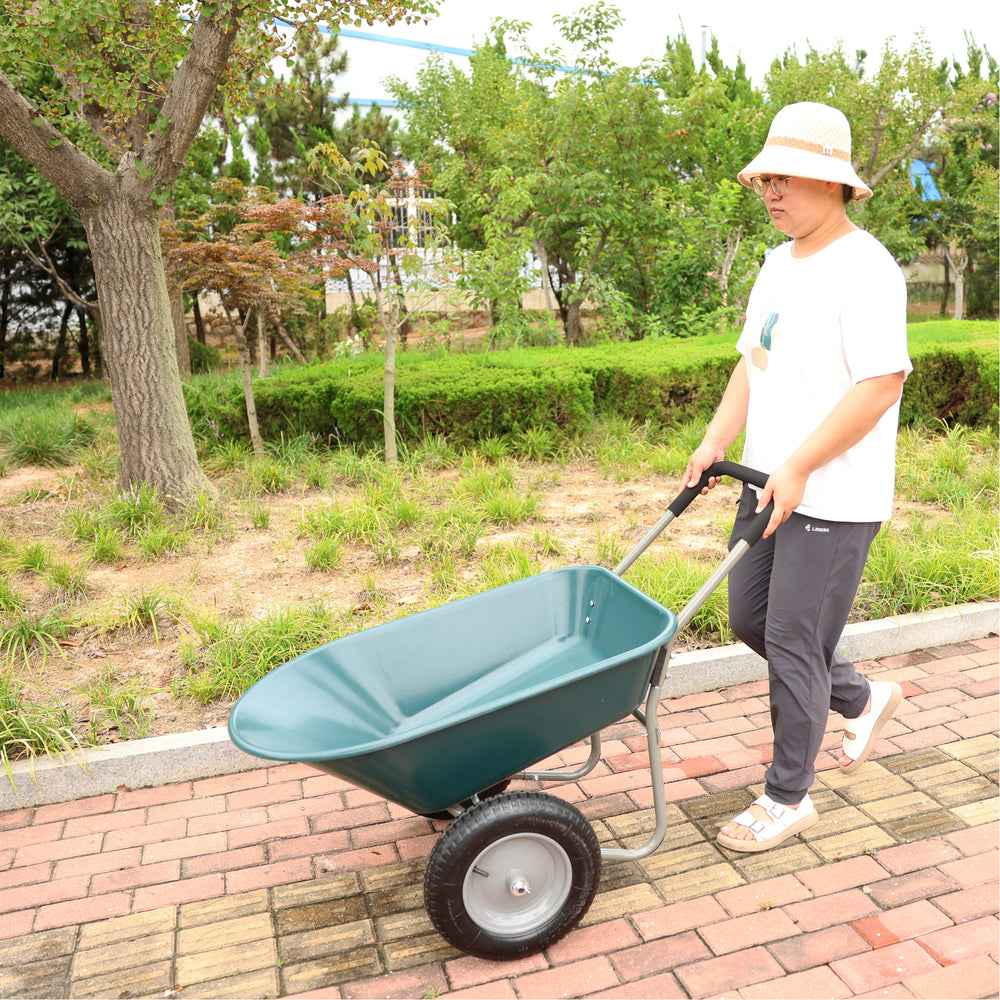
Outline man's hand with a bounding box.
[684,443,728,494]
[756,462,809,538]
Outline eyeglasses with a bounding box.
[751,175,791,197]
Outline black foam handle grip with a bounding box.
[667,461,774,547]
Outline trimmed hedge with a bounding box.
[901,345,999,428]
[183,335,998,450]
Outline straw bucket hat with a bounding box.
[737,102,873,201]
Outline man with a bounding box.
[684,102,911,852]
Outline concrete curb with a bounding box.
[3,601,996,812]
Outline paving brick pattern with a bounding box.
[0,637,997,999]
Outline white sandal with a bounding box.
[840,680,903,774]
[717,793,818,853]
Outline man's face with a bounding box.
[761,175,837,240]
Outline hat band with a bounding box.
[765,135,850,162]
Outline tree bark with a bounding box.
[563,297,582,347]
[77,308,92,376]
[275,319,307,363]
[0,262,9,379]
[162,201,191,377]
[171,286,191,377]
[51,300,74,379]
[192,296,206,345]
[81,189,212,500]
[945,246,967,321]
[257,310,269,378]
[367,274,397,463]
[383,321,398,463]
[939,250,951,317]
[532,239,557,312]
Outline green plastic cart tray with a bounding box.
[228,565,677,816]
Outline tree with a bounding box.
[247,28,349,200]
[162,178,324,455]
[0,51,98,379]
[919,40,999,319]
[392,4,677,345]
[307,141,452,461]
[0,0,436,503]
[764,36,952,262]
[608,34,772,334]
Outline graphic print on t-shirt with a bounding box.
[752,311,778,371]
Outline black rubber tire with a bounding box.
[418,779,511,821]
[423,791,601,960]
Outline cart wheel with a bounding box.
[418,779,511,821]
[423,791,600,959]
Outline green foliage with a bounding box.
[859,506,998,617]
[182,602,350,703]
[900,346,999,426]
[106,485,165,538]
[895,423,998,509]
[0,672,80,769]
[87,526,126,565]
[0,408,97,468]
[188,337,221,374]
[77,670,157,741]
[0,578,25,615]
[305,536,344,572]
[0,606,73,668]
[44,560,91,598]
[183,327,998,454]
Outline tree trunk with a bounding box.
[51,300,74,379]
[192,295,206,345]
[945,247,967,321]
[257,310,269,378]
[720,228,743,308]
[388,255,411,344]
[240,338,265,457]
[563,297,582,347]
[383,321,397,463]
[162,200,191,377]
[0,264,8,379]
[81,193,213,501]
[225,304,264,456]
[275,319,307,364]
[171,285,191,377]
[368,275,397,463]
[939,250,951,317]
[532,239,557,313]
[77,308,91,376]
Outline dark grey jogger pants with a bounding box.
[727,486,881,805]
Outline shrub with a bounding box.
[181,325,999,453]
[188,337,221,374]
[900,346,999,428]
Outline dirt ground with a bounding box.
[1,452,745,746]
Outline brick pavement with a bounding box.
[0,636,997,999]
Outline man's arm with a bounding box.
[755,370,907,537]
[684,360,750,491]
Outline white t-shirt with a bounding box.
[736,229,912,522]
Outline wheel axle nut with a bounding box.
[507,871,531,896]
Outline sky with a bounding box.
[330,1,997,108]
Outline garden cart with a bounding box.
[228,461,773,959]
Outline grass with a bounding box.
[181,601,349,703]
[0,606,74,668]
[0,409,98,468]
[1,672,82,771]
[0,369,996,756]
[76,670,158,741]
